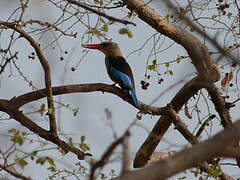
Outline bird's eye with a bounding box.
[101,42,108,47]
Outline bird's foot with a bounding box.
[136,111,143,120]
[111,82,117,86]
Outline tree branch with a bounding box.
[206,84,232,128]
[0,21,57,136]
[90,131,130,180]
[0,52,18,74]
[116,120,240,180]
[0,164,32,180]
[123,0,220,82]
[64,0,136,26]
[10,83,166,115]
[121,134,130,175]
[0,100,89,160]
[206,83,240,167]
[166,0,239,65]
[134,76,203,167]
[195,115,216,137]
[121,1,233,174]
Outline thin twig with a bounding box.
[121,135,130,175]
[165,0,239,65]
[0,99,89,160]
[65,0,136,26]
[0,52,18,74]
[20,20,77,37]
[89,130,130,180]
[196,115,216,137]
[0,164,32,180]
[0,21,57,136]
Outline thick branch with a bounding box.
[206,84,232,128]
[116,120,240,180]
[166,104,198,145]
[122,0,230,172]
[10,83,166,115]
[166,0,239,65]
[123,0,220,82]
[134,76,203,167]
[0,164,32,180]
[0,100,89,160]
[206,83,240,167]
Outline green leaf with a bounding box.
[100,173,107,179]
[48,107,55,115]
[30,151,37,160]
[48,166,57,172]
[176,56,181,63]
[73,107,79,116]
[148,65,156,71]
[110,169,115,174]
[94,0,103,5]
[119,28,127,34]
[79,135,90,152]
[152,59,157,65]
[36,157,46,165]
[11,134,25,145]
[118,28,133,38]
[99,18,105,24]
[164,63,170,67]
[30,155,35,160]
[168,70,173,75]
[227,12,232,19]
[87,28,104,36]
[21,131,27,136]
[18,159,28,169]
[101,24,109,32]
[46,157,56,167]
[80,135,85,143]
[80,143,90,152]
[207,168,222,177]
[8,128,17,134]
[126,31,133,38]
[38,104,45,115]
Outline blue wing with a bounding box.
[109,66,140,108]
[110,66,133,90]
[129,89,140,108]
[105,56,140,108]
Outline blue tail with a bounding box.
[129,89,140,109]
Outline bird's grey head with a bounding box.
[82,41,123,57]
[99,41,123,56]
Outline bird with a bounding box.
[82,41,140,109]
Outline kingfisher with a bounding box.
[82,41,140,109]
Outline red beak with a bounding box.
[82,43,102,49]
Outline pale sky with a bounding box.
[0,0,240,179]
